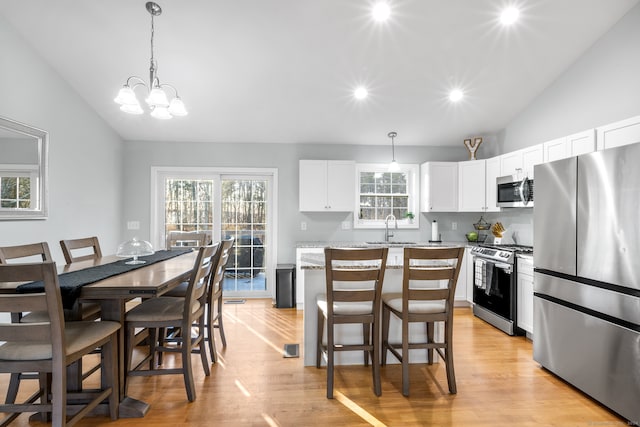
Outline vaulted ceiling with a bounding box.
[0,0,637,146]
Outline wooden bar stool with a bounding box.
[381,246,464,396]
[316,247,388,399]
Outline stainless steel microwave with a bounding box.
[496,175,534,208]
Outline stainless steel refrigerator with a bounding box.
[534,142,640,423]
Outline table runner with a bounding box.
[17,249,193,309]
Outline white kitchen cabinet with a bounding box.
[420,162,458,212]
[501,145,543,178]
[567,129,596,156]
[596,115,640,151]
[543,137,569,162]
[299,160,355,211]
[517,256,534,335]
[465,246,474,304]
[521,144,544,178]
[454,247,467,304]
[543,130,596,163]
[499,151,522,177]
[484,156,501,212]
[458,160,485,212]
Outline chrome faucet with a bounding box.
[384,214,397,242]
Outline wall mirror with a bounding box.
[0,116,49,220]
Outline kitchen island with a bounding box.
[297,242,465,366]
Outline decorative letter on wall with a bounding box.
[464,137,483,160]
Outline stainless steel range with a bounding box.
[470,244,533,335]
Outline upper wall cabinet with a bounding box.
[421,162,458,212]
[521,144,544,177]
[299,160,355,212]
[567,129,596,156]
[484,156,501,212]
[542,136,569,163]
[543,129,596,163]
[458,160,485,212]
[458,157,501,212]
[500,144,543,178]
[596,115,640,151]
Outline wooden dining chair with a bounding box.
[59,237,103,321]
[0,242,52,264]
[125,243,218,402]
[381,246,464,396]
[0,261,120,426]
[0,241,103,404]
[166,230,211,250]
[316,247,388,399]
[206,237,234,362]
[162,237,234,363]
[0,242,54,406]
[60,236,102,264]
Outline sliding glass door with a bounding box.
[220,177,267,293]
[152,168,275,298]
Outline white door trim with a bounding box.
[150,166,278,299]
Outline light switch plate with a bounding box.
[127,221,140,230]
[341,221,351,230]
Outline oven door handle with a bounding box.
[472,257,513,273]
[493,262,512,273]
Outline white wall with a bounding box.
[498,3,640,153]
[0,16,124,263]
[121,140,468,263]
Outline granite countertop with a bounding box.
[296,241,468,248]
[298,242,467,269]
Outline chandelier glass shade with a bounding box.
[114,2,187,119]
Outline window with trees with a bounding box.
[354,163,419,229]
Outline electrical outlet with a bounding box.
[341,221,351,230]
[452,222,457,230]
[300,221,307,231]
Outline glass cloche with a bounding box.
[116,237,154,265]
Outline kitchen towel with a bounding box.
[474,259,485,289]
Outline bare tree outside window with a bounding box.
[0,176,31,208]
[165,179,214,233]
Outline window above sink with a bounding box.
[354,163,419,230]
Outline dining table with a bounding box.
[1,249,198,418]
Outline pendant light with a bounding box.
[114,2,187,119]
[388,131,399,171]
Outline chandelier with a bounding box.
[114,2,187,119]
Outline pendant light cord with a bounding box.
[149,9,157,87]
[388,131,397,162]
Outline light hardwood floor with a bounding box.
[1,299,627,426]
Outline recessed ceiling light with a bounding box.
[500,7,520,25]
[372,2,391,22]
[449,89,463,102]
[354,86,369,100]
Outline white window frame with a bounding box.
[353,163,420,229]
[0,164,39,210]
[150,166,278,299]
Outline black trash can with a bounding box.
[275,264,296,308]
